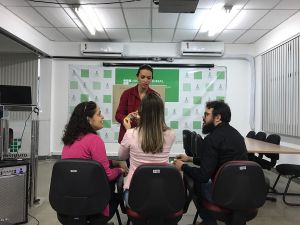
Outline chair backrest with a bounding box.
[190,131,197,157]
[246,131,256,138]
[264,134,281,161]
[212,161,266,210]
[266,134,281,145]
[49,159,111,216]
[194,134,203,157]
[182,130,193,156]
[255,132,266,141]
[128,164,185,217]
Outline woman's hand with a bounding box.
[117,161,129,176]
[176,154,193,162]
[112,160,129,176]
[123,116,131,129]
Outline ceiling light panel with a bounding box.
[152,9,178,28]
[94,8,126,29]
[177,9,209,29]
[213,0,248,10]
[57,27,87,41]
[227,10,268,29]
[194,32,216,41]
[252,10,297,29]
[196,0,215,9]
[129,29,151,42]
[35,27,69,41]
[122,0,151,8]
[0,0,29,6]
[216,30,245,43]
[244,0,281,9]
[106,29,130,42]
[152,29,174,42]
[124,8,151,28]
[172,29,198,42]
[235,29,269,43]
[7,6,52,27]
[36,7,77,27]
[275,0,300,9]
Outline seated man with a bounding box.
[173,101,248,225]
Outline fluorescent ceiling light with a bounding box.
[74,6,103,35]
[64,8,84,28]
[199,4,237,37]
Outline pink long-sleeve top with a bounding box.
[118,128,175,190]
[62,133,122,181]
[62,133,122,217]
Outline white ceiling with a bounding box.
[0,0,300,44]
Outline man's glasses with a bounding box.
[204,112,211,117]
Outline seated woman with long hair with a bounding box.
[61,101,127,217]
[118,92,175,205]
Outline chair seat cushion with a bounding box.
[276,164,300,176]
[127,208,184,219]
[203,200,259,222]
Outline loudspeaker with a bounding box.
[0,164,28,224]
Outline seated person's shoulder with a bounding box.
[84,133,102,143]
[164,128,176,139]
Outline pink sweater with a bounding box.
[62,133,121,181]
[62,133,122,217]
[118,128,175,190]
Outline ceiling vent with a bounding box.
[81,43,123,57]
[158,0,199,13]
[180,42,224,56]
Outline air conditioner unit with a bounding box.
[180,42,224,56]
[81,43,123,57]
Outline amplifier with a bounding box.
[0,164,28,224]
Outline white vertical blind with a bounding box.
[0,53,38,120]
[262,36,300,137]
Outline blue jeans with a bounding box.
[198,181,218,225]
[123,189,130,208]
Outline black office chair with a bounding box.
[183,130,193,157]
[202,161,266,225]
[246,131,256,138]
[49,159,122,225]
[259,134,280,169]
[126,164,185,225]
[254,131,266,141]
[272,164,300,206]
[249,134,280,201]
[248,131,266,163]
[193,134,203,158]
[190,131,197,157]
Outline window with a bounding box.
[262,36,300,136]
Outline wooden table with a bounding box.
[245,137,300,154]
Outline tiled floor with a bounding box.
[26,160,300,225]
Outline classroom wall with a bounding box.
[48,56,251,156]
[4,2,300,161]
[254,11,300,164]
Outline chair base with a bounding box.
[272,174,300,206]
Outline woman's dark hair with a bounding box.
[136,64,154,79]
[206,100,231,123]
[138,92,168,153]
[62,101,97,145]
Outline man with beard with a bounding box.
[173,100,248,225]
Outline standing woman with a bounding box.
[115,64,157,143]
[61,101,127,217]
[118,93,176,205]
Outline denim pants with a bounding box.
[197,181,218,225]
